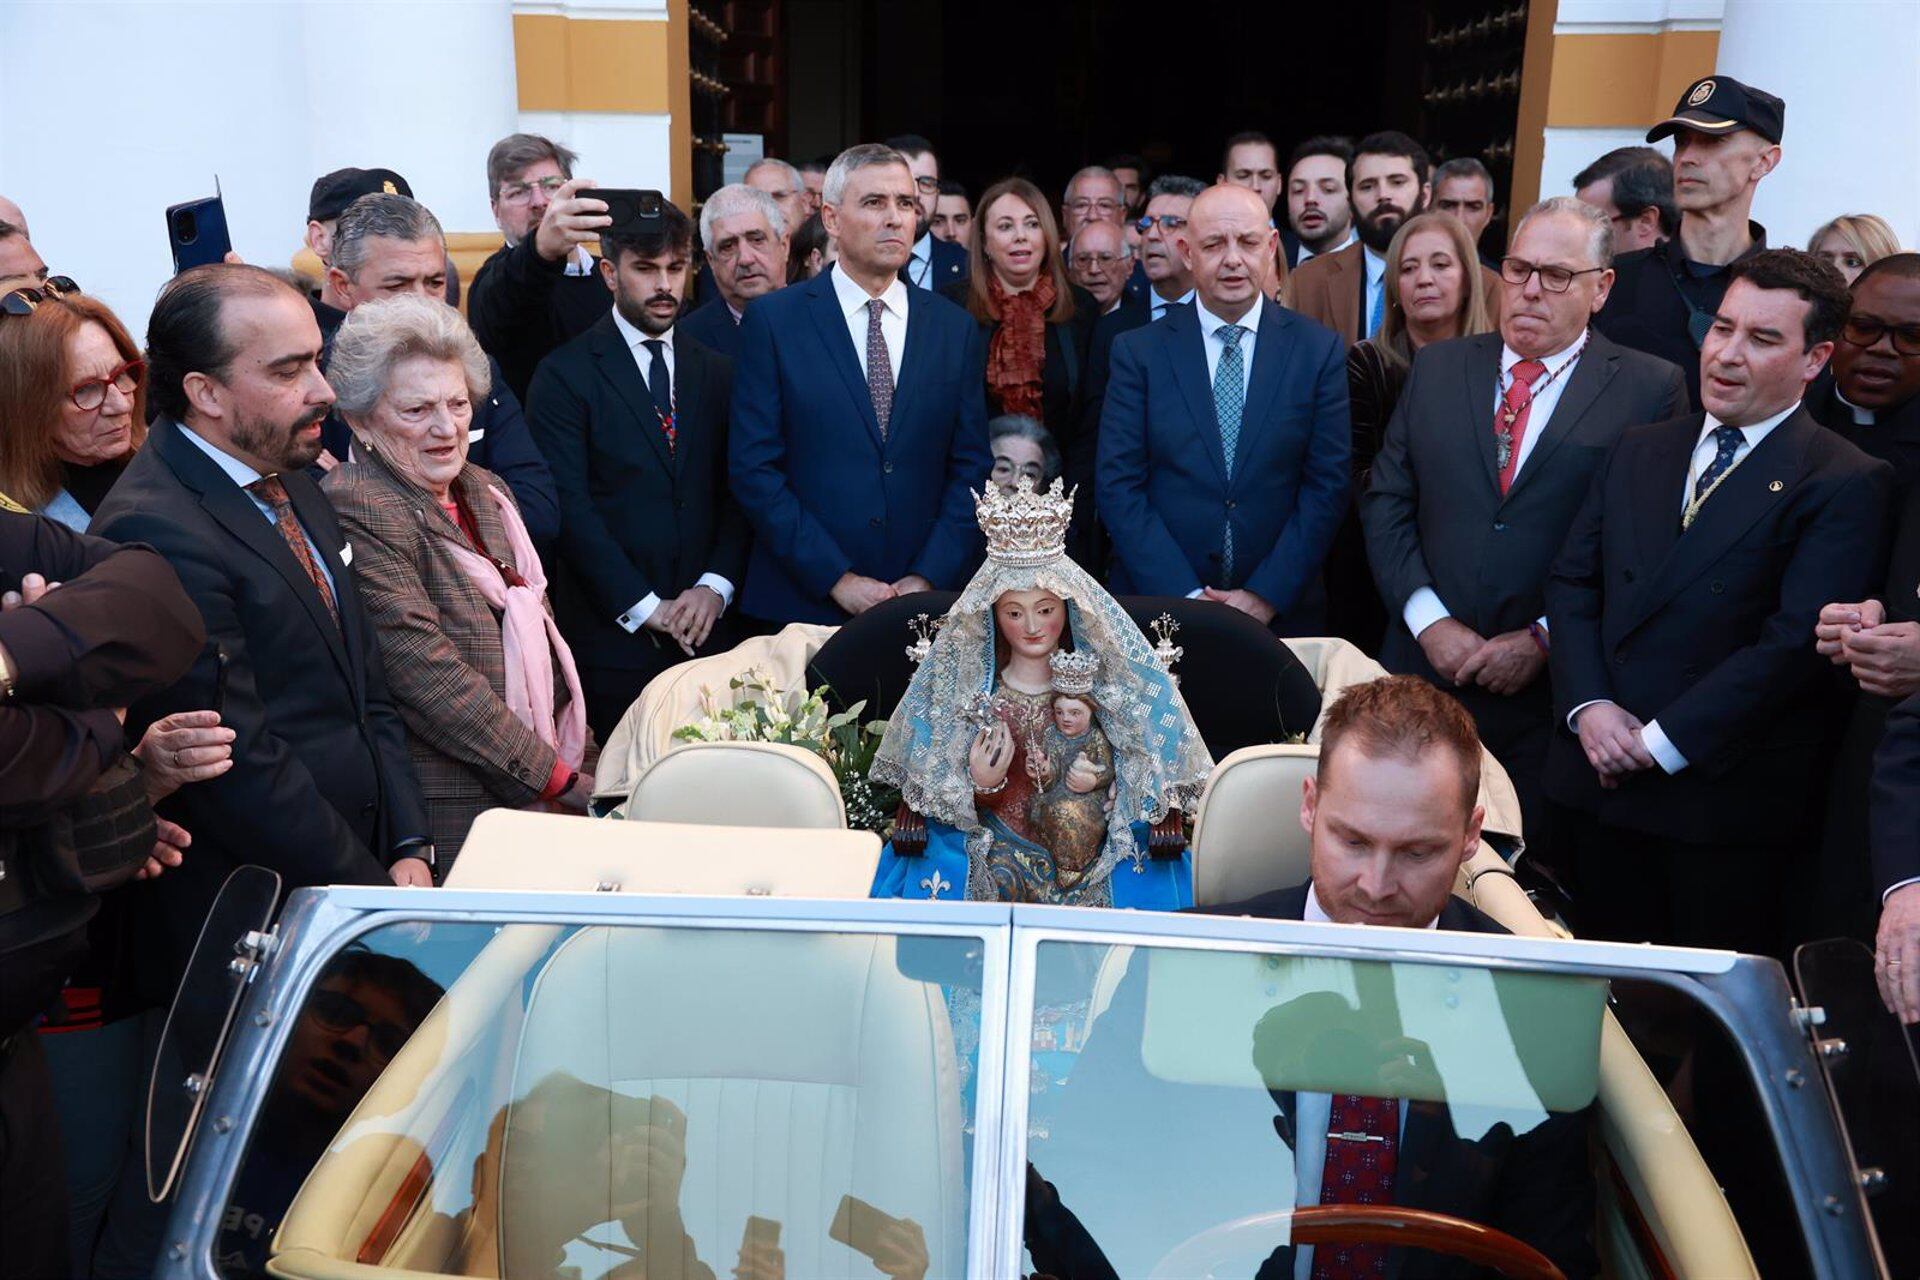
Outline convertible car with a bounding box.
[143,608,1914,1280]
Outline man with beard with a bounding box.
[1292,131,1504,345]
[91,264,432,985]
[1282,136,1357,269]
[526,199,748,735]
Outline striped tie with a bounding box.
[1215,324,1247,578]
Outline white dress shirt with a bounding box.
[564,244,595,277]
[178,423,336,599]
[1403,334,1590,640]
[607,309,735,633]
[830,261,908,384]
[1291,882,1435,1279]
[1148,285,1197,324]
[1566,400,1801,774]
[906,232,936,290]
[1295,228,1357,265]
[1362,246,1387,337]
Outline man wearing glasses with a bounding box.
[1810,254,1920,962]
[1059,166,1126,241]
[468,133,615,402]
[884,134,968,291]
[1068,220,1132,316]
[1364,197,1686,858]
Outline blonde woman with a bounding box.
[1809,213,1902,285]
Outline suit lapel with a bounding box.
[669,338,706,475]
[591,319,673,472]
[1166,308,1230,484]
[1461,335,1503,493]
[885,287,931,450]
[283,472,361,684]
[808,274,886,450]
[1231,300,1287,480]
[1501,337,1618,504]
[1624,419,1696,578]
[1332,247,1361,343]
[1629,413,1812,632]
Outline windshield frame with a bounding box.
[154,887,1878,1279]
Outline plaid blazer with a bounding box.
[325,452,582,859]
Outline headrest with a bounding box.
[628,740,846,828]
[1190,743,1319,906]
[443,810,880,896]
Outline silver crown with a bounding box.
[976,475,1076,565]
[1048,649,1100,697]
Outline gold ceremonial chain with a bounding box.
[1681,442,1751,531]
[1494,335,1587,472]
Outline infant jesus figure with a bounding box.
[1029,649,1118,889]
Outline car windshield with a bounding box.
[216,920,985,1280]
[1020,940,1608,1278]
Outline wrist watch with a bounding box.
[394,839,437,869]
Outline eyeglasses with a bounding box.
[497,175,567,205]
[1499,256,1606,293]
[913,175,941,193]
[1071,251,1129,270]
[1066,198,1123,216]
[1136,214,1187,233]
[0,275,80,317]
[306,987,411,1063]
[990,457,1046,485]
[1841,315,1920,356]
[69,358,144,412]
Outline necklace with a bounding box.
[1681,435,1752,531]
[1494,335,1587,472]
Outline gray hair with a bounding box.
[326,294,491,420]
[822,144,911,209]
[745,157,804,195]
[1064,165,1120,198]
[1068,221,1131,258]
[1433,156,1494,194]
[699,184,787,254]
[486,132,577,203]
[988,414,1062,484]
[1146,174,1206,202]
[332,194,444,279]
[1513,194,1614,269]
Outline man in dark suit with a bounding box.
[1364,196,1687,856]
[1098,184,1349,635]
[526,199,749,738]
[1811,254,1920,953]
[90,265,433,981]
[468,133,612,402]
[313,193,559,550]
[729,143,990,626]
[1282,136,1356,270]
[1544,249,1893,957]
[678,183,791,362]
[1871,692,1920,1023]
[1594,77,1783,409]
[1026,676,1596,1280]
[886,134,969,291]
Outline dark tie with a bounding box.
[1311,1093,1399,1280]
[1693,424,1746,504]
[1493,358,1548,494]
[246,476,338,625]
[642,338,675,453]
[865,298,893,438]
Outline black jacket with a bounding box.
[1025,883,1597,1280]
[0,513,203,956]
[677,296,742,361]
[525,315,749,671]
[1872,692,1920,897]
[937,279,1095,442]
[89,419,430,977]
[1592,224,1767,410]
[466,237,611,403]
[1544,408,1894,840]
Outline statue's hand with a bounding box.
[1064,753,1102,794]
[969,723,1014,790]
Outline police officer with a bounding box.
[1594,76,1785,408]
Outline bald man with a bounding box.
[0,195,45,285]
[1097,184,1350,634]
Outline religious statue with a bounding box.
[869,478,1213,908]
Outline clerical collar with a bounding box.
[1835,387,1877,426]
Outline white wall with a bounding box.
[0,0,516,334]
[515,111,675,192]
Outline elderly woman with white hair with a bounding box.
[324,295,593,866]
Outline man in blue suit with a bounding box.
[1097,184,1350,634]
[730,143,991,625]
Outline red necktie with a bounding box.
[1494,358,1548,494]
[1310,1093,1399,1280]
[246,475,339,626]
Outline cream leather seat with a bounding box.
[627,740,848,828]
[1189,744,1319,906]
[504,926,968,1279]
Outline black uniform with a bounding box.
[1592,224,1767,411]
[467,238,611,403]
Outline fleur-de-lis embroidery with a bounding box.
[920,870,953,898]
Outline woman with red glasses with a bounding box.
[0,279,147,530]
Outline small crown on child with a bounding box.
[975,475,1076,565]
[1048,649,1100,697]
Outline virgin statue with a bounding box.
[869,478,1213,909]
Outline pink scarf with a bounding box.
[440,483,588,771]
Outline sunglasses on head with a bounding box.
[0,275,80,317]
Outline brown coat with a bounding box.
[1288,240,1502,345]
[325,452,582,858]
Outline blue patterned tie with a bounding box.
[1215,324,1247,578]
[1692,425,1745,504]
[1367,278,1385,337]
